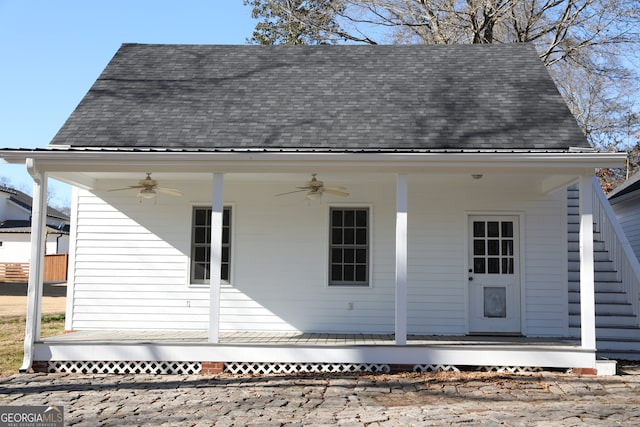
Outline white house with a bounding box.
[608,173,640,261]
[1,43,628,375]
[0,186,69,280]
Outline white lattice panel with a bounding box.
[224,362,391,375]
[48,361,201,375]
[478,366,543,373]
[413,364,460,372]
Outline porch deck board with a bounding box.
[43,330,578,348]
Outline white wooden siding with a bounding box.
[0,234,33,263]
[611,198,640,261]
[70,174,567,337]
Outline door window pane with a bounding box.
[502,240,513,256]
[501,221,513,237]
[487,240,499,255]
[473,222,485,237]
[487,222,499,237]
[502,258,514,274]
[488,258,500,274]
[474,258,486,274]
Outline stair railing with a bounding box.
[591,176,640,322]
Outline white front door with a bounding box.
[468,216,521,334]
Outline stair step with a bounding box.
[568,260,616,271]
[570,313,639,328]
[568,290,629,304]
[568,303,635,316]
[567,251,613,262]
[569,270,619,282]
[568,241,607,252]
[569,326,640,340]
[568,280,623,293]
[596,338,640,352]
[598,351,640,361]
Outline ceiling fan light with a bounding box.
[138,188,157,199]
[306,191,322,201]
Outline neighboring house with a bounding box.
[1,43,629,375]
[607,173,640,261]
[0,186,69,280]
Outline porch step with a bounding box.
[568,270,619,282]
[568,302,635,317]
[568,250,613,262]
[569,313,639,328]
[597,350,640,361]
[567,241,606,252]
[569,326,640,340]
[567,223,602,237]
[598,339,640,361]
[596,338,640,352]
[568,280,624,293]
[568,290,629,304]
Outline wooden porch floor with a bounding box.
[43,330,578,348]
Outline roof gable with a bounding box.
[0,186,70,221]
[50,43,588,151]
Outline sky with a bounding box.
[0,1,257,208]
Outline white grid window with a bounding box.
[191,206,231,284]
[329,207,369,286]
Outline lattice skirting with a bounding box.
[224,362,391,375]
[46,361,202,375]
[414,364,460,372]
[42,361,543,375]
[478,366,543,373]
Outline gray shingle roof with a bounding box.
[50,43,589,151]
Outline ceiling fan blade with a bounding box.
[157,187,183,196]
[275,189,308,197]
[324,186,347,191]
[108,185,144,192]
[323,188,350,197]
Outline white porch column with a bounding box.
[20,159,48,372]
[579,175,596,351]
[208,173,224,343]
[395,174,408,345]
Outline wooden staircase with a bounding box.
[568,184,640,360]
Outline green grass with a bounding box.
[0,315,65,376]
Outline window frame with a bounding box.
[327,205,372,287]
[189,204,234,287]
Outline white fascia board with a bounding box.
[0,150,627,174]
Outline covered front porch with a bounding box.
[0,149,626,375]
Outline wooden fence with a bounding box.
[0,254,69,282]
[0,262,29,282]
[44,254,69,282]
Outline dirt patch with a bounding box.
[0,282,67,317]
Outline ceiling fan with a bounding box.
[108,173,183,199]
[276,174,349,200]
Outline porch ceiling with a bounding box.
[34,170,583,196]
